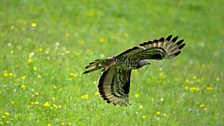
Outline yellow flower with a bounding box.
[155,111,161,115]
[53,104,58,109]
[27,58,33,63]
[31,101,39,105]
[21,75,26,80]
[35,101,39,105]
[200,104,204,108]
[206,86,213,91]
[185,79,191,84]
[99,37,106,43]
[10,25,15,30]
[58,105,62,109]
[37,75,42,78]
[163,113,167,117]
[94,92,99,96]
[33,66,37,71]
[34,92,39,97]
[69,72,78,78]
[51,97,56,101]
[81,94,89,100]
[135,93,139,98]
[46,56,50,60]
[142,115,147,119]
[3,72,8,77]
[47,124,51,126]
[39,48,43,52]
[10,101,14,105]
[31,23,37,27]
[43,101,50,107]
[190,87,200,92]
[8,73,13,77]
[61,122,65,126]
[21,84,26,90]
[160,98,164,102]
[159,72,166,78]
[4,112,9,116]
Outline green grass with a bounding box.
[0,0,224,125]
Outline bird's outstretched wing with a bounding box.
[116,35,185,60]
[98,65,131,106]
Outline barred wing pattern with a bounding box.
[98,65,131,106]
[83,35,186,106]
[115,35,185,62]
[139,35,185,59]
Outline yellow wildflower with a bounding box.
[35,101,39,105]
[142,115,147,119]
[135,93,139,98]
[43,101,50,107]
[190,87,200,92]
[31,101,39,105]
[33,66,37,71]
[4,112,9,116]
[69,72,78,78]
[95,92,99,96]
[1,115,6,119]
[163,113,167,117]
[31,23,37,27]
[200,104,204,108]
[206,86,213,91]
[185,79,191,84]
[34,92,39,97]
[27,58,33,63]
[156,111,161,115]
[37,75,42,78]
[3,72,8,77]
[21,84,26,90]
[10,101,14,105]
[53,104,58,109]
[99,37,106,43]
[39,48,43,52]
[58,105,62,109]
[160,98,164,102]
[61,122,65,126]
[159,72,166,78]
[47,124,51,126]
[8,72,13,77]
[81,94,89,100]
[51,97,56,101]
[10,25,15,30]
[21,75,26,80]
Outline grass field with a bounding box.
[1,0,224,126]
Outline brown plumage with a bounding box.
[83,35,186,106]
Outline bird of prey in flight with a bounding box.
[83,35,186,106]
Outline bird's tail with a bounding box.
[83,58,115,74]
[140,35,186,59]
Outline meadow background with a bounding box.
[0,0,224,126]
